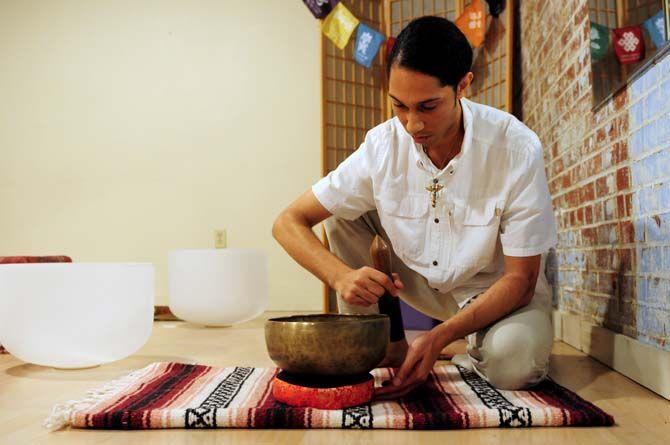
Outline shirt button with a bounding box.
[433,178,438,184]
[432,260,438,266]
[449,169,454,175]
[434,218,439,223]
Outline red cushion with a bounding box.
[272,374,374,409]
[0,256,72,264]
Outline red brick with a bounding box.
[574,2,588,26]
[613,89,627,111]
[625,193,634,215]
[566,189,581,207]
[619,221,635,244]
[595,249,611,268]
[571,34,581,55]
[587,154,601,176]
[552,158,565,177]
[608,120,620,140]
[595,176,608,198]
[616,167,630,191]
[617,248,633,271]
[585,205,594,224]
[582,227,597,244]
[597,223,617,244]
[603,197,617,220]
[619,115,630,135]
[593,201,604,223]
[616,195,626,218]
[612,141,629,164]
[579,182,596,203]
[561,173,572,189]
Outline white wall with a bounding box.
[0,0,323,310]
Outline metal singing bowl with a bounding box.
[265,314,390,376]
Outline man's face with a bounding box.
[388,66,470,147]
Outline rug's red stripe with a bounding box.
[398,370,466,429]
[527,381,614,426]
[91,364,208,428]
[139,364,211,413]
[103,363,197,428]
[251,369,279,428]
[90,363,171,422]
[429,368,469,429]
[101,362,183,414]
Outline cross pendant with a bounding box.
[425,182,444,208]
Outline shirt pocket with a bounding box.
[451,198,503,269]
[376,193,429,262]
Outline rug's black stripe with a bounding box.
[342,404,373,429]
[200,366,255,409]
[456,365,533,428]
[455,365,516,409]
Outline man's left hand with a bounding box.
[374,330,444,400]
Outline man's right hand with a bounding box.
[333,267,404,307]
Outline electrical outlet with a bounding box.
[214,229,227,249]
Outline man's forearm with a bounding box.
[432,273,535,349]
[272,212,351,289]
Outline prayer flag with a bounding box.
[322,2,360,50]
[643,10,667,49]
[590,22,610,61]
[354,23,385,68]
[613,25,645,64]
[456,0,487,48]
[302,0,339,20]
[385,36,397,61]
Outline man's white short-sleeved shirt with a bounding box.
[312,98,557,307]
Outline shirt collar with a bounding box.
[409,97,474,174]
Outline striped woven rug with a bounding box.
[44,362,614,430]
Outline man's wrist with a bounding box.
[326,263,352,290]
[431,321,458,352]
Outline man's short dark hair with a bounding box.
[386,16,473,89]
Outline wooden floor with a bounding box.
[1,311,669,444]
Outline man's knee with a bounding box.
[480,352,548,390]
[472,317,553,390]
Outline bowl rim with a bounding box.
[169,248,265,254]
[0,262,153,268]
[266,314,389,324]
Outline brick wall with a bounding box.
[519,0,670,350]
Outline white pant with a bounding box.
[324,211,554,390]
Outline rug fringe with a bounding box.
[43,362,161,431]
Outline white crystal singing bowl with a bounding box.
[168,249,269,326]
[0,263,154,369]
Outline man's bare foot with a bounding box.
[439,339,467,360]
[376,339,409,368]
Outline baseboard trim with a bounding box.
[553,310,670,400]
